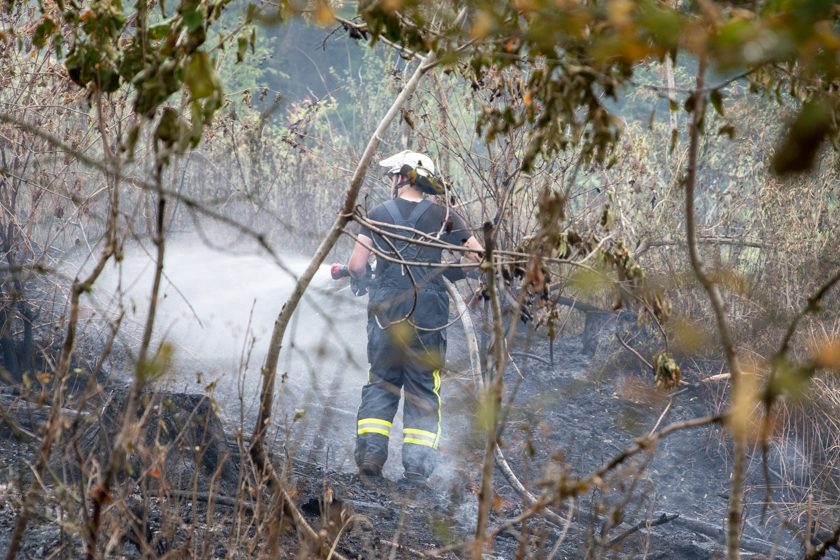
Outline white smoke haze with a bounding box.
[63,228,360,467]
[67,227,471,480]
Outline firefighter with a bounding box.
[333,150,483,485]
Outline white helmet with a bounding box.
[378,149,435,177]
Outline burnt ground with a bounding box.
[0,311,830,559]
[278,322,808,560]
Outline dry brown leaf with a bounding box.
[814,340,840,370]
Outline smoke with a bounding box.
[71,232,365,463]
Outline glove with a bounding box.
[350,262,375,297]
[330,263,350,280]
[350,276,368,297]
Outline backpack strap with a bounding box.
[378,199,435,275]
[382,198,433,230]
[382,199,405,228]
[405,199,434,229]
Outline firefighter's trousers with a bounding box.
[355,289,447,479]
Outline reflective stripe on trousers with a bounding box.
[357,417,392,437]
[402,369,441,448]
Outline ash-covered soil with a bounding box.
[0,312,819,559]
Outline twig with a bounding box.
[617,333,653,372]
[326,514,372,560]
[634,236,769,257]
[447,280,580,529]
[648,399,673,437]
[333,16,425,62]
[473,222,504,559]
[549,294,606,314]
[683,53,745,560]
[671,515,799,557]
[0,112,301,282]
[606,512,679,547]
[807,522,840,560]
[592,413,726,486]
[5,94,120,560]
[778,268,840,356]
[509,351,552,366]
[546,501,576,560]
[380,539,430,558]
[87,136,166,560]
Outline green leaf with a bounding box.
[180,0,204,30]
[33,17,55,49]
[710,89,724,116]
[125,123,141,161]
[156,107,182,143]
[81,0,125,41]
[155,107,191,152]
[65,42,121,92]
[668,128,678,154]
[148,16,175,40]
[236,35,247,63]
[654,352,681,389]
[118,41,145,81]
[638,0,682,47]
[767,356,811,400]
[138,342,175,382]
[201,90,223,122]
[184,51,219,99]
[189,101,204,147]
[772,101,833,175]
[52,33,65,57]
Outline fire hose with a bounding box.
[444,278,569,527]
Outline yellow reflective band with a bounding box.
[433,369,442,447]
[404,437,436,448]
[358,427,390,437]
[403,428,436,440]
[358,418,393,428]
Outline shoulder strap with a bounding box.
[375,199,443,285]
[382,199,405,227]
[377,199,435,271]
[406,199,434,229]
[383,199,434,230]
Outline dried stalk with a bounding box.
[807,522,840,560]
[5,94,120,560]
[777,269,840,356]
[606,512,680,548]
[472,222,505,559]
[87,152,164,559]
[683,55,745,559]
